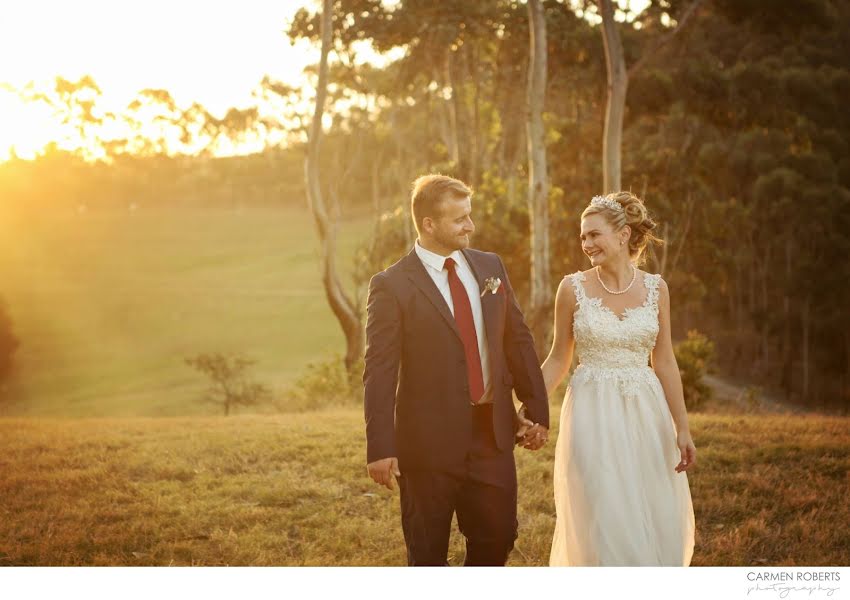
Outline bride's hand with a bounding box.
[514,405,534,441]
[675,430,696,473]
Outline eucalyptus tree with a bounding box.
[304,0,364,373]
[597,0,705,192]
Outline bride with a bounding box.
[541,192,696,566]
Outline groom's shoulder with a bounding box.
[368,252,412,287]
[466,247,504,266]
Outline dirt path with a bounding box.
[703,374,796,414]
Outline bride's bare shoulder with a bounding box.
[638,269,666,286]
[556,272,583,307]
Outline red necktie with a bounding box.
[444,258,485,405]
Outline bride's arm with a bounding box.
[540,277,576,397]
[651,278,697,472]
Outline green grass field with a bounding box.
[0,408,847,566]
[0,206,371,416]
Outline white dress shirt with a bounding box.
[414,240,492,403]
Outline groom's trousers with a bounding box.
[397,404,518,566]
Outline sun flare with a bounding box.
[0,88,65,160]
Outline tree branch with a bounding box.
[628,0,707,78]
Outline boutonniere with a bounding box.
[480,276,503,297]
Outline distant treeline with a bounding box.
[2,0,848,411]
[0,147,306,210]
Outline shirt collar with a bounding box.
[414,240,464,273]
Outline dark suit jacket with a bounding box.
[363,247,549,474]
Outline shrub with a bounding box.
[0,296,19,386]
[284,355,364,412]
[674,330,715,411]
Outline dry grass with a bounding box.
[0,408,847,566]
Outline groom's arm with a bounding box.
[499,256,549,429]
[363,272,402,464]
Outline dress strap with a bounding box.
[568,271,587,304]
[644,272,662,309]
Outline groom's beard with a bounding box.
[434,228,471,251]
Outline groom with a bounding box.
[363,174,549,566]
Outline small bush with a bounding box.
[674,330,715,411]
[185,353,272,416]
[284,355,364,412]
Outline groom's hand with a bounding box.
[515,405,535,442]
[367,457,401,491]
[520,424,549,451]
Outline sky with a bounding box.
[0,0,648,160]
[1,0,318,113]
[0,0,324,159]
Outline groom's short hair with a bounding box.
[411,174,473,234]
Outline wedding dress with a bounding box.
[549,271,695,566]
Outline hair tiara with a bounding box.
[590,195,624,213]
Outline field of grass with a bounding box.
[0,206,371,416]
[0,407,847,566]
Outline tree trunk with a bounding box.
[470,43,482,187]
[658,223,669,276]
[781,237,793,400]
[526,0,552,355]
[304,0,364,373]
[371,155,381,216]
[434,64,458,164]
[668,192,694,276]
[598,0,705,194]
[598,0,628,193]
[802,294,811,404]
[446,50,468,176]
[844,331,850,413]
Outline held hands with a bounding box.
[367,457,401,490]
[675,430,697,473]
[515,405,548,451]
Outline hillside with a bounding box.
[0,206,371,416]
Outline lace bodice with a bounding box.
[568,270,662,387]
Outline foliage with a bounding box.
[185,353,272,416]
[674,330,716,411]
[352,206,411,295]
[0,296,19,385]
[284,355,364,412]
[289,0,850,411]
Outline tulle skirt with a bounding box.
[550,366,695,566]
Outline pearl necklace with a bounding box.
[596,265,636,295]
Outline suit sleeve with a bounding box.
[362,272,402,463]
[499,256,550,429]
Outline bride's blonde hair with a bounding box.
[581,191,664,265]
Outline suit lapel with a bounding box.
[403,250,462,341]
[462,249,500,388]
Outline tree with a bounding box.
[0,296,19,387]
[526,0,553,352]
[598,0,705,192]
[304,0,364,374]
[185,353,272,416]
